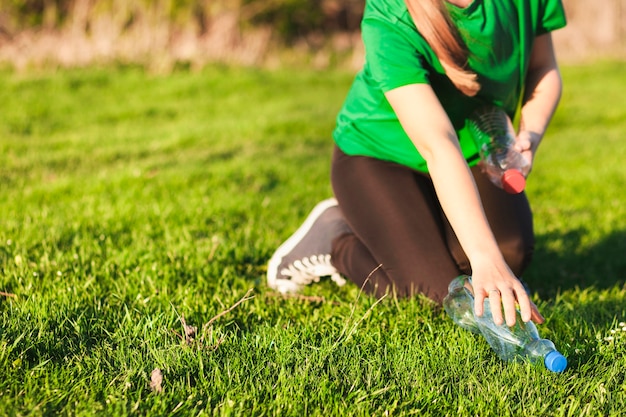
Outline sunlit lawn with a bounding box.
[1,62,625,416]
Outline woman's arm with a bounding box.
[515,33,563,166]
[385,84,535,326]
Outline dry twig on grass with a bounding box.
[202,288,255,331]
[173,288,255,350]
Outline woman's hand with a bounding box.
[471,260,545,326]
[514,130,541,172]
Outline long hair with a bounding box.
[405,0,480,96]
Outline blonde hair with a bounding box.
[405,0,480,96]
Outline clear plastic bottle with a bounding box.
[467,106,530,194]
[443,275,567,373]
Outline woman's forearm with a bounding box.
[517,33,562,160]
[427,141,502,261]
[386,84,505,264]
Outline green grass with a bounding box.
[1,61,625,416]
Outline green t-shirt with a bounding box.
[333,0,567,172]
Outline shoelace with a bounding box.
[280,254,346,286]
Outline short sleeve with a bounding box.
[361,16,431,93]
[536,0,567,34]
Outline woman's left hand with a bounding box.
[514,130,541,172]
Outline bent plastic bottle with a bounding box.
[443,275,567,373]
[467,106,530,194]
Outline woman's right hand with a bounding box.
[470,259,544,327]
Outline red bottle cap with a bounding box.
[502,170,526,194]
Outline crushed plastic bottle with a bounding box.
[467,106,530,194]
[443,275,567,373]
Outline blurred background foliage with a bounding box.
[0,0,365,70]
[0,0,624,71]
[0,0,364,36]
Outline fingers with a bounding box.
[515,131,537,171]
[513,284,532,323]
[474,291,485,318]
[513,137,532,153]
[530,301,545,324]
[474,287,506,326]
[488,289,505,326]
[486,288,519,327]
[514,132,532,153]
[474,281,538,327]
[501,289,519,327]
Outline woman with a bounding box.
[267,0,566,327]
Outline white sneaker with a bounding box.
[267,198,351,293]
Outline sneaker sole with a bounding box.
[267,198,338,293]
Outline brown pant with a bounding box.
[330,146,534,303]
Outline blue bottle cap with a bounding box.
[544,351,567,373]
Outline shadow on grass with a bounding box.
[499,229,626,370]
[526,228,626,298]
